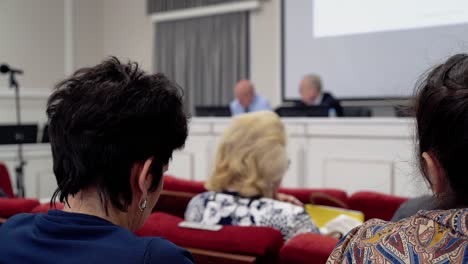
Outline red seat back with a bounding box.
[136,212,284,263]
[30,202,65,214]
[0,162,14,198]
[0,198,40,218]
[162,175,349,206]
[348,191,407,221]
[280,233,339,264]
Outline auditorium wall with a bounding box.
[0,0,283,110]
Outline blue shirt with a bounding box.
[230,95,271,116]
[0,210,194,264]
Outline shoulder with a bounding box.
[143,237,194,264]
[0,213,35,232]
[190,191,216,203]
[257,95,270,104]
[230,99,239,108]
[187,191,215,209]
[322,92,336,101]
[327,218,391,263]
[185,191,217,219]
[328,213,458,263]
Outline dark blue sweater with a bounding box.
[0,210,193,264]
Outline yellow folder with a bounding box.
[305,204,364,228]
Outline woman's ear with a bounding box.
[137,157,154,197]
[422,152,447,194]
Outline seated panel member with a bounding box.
[297,74,343,116]
[230,80,271,115]
[185,111,319,240]
[0,58,193,264]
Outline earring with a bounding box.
[139,198,147,212]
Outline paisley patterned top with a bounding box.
[185,191,319,240]
[327,209,468,263]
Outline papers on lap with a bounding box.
[305,204,364,235]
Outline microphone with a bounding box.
[0,64,23,75]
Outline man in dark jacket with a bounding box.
[296,74,343,116]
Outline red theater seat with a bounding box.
[30,202,65,214]
[0,198,40,218]
[0,162,15,198]
[163,176,349,206]
[349,191,407,221]
[280,233,339,264]
[136,212,284,264]
[0,162,41,222]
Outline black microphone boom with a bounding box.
[0,64,23,75]
[0,62,26,197]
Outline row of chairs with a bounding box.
[146,176,408,264]
[0,163,408,264]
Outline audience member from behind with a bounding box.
[298,74,342,115]
[0,58,193,264]
[185,111,319,240]
[230,80,271,115]
[327,54,468,263]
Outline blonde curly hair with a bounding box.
[205,111,288,198]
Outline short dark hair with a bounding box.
[414,53,468,208]
[47,57,188,211]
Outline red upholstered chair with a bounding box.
[156,176,206,217]
[348,191,408,221]
[30,202,65,214]
[280,233,339,264]
[0,162,41,223]
[162,176,350,206]
[0,198,40,219]
[0,162,15,198]
[136,212,284,264]
[159,175,350,217]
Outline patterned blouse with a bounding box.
[185,191,319,240]
[327,209,468,263]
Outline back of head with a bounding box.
[206,111,288,198]
[47,57,188,211]
[414,53,468,208]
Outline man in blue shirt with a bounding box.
[230,80,271,115]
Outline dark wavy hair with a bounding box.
[414,53,468,208]
[47,57,188,212]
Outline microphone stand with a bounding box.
[9,72,26,197]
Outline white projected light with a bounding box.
[314,0,468,37]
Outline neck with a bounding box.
[63,187,130,229]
